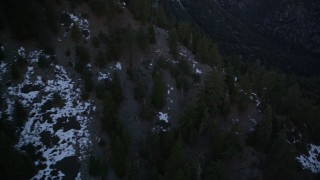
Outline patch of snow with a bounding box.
[18,47,26,58]
[98,72,110,81]
[232,118,239,125]
[0,61,7,81]
[4,62,95,179]
[61,12,91,39]
[248,116,257,132]
[296,144,320,173]
[166,58,178,64]
[196,69,202,74]
[167,85,174,95]
[75,172,81,180]
[115,62,122,70]
[29,50,46,63]
[158,112,169,123]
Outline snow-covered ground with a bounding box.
[0,61,7,81]
[60,11,91,39]
[1,48,95,179]
[97,62,122,81]
[296,144,320,173]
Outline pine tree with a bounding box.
[266,130,298,179]
[148,25,156,44]
[151,69,166,110]
[165,139,187,179]
[155,5,166,28]
[112,135,126,177]
[177,21,191,46]
[70,25,81,43]
[169,29,179,59]
[199,69,225,115]
[252,105,273,151]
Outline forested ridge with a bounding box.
[0,0,319,179]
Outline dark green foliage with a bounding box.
[196,36,210,64]
[199,70,225,115]
[165,139,190,179]
[136,27,149,51]
[65,49,71,57]
[83,69,93,92]
[1,0,58,44]
[11,64,20,80]
[130,0,151,22]
[112,135,127,177]
[265,130,298,179]
[108,30,123,60]
[128,160,140,180]
[75,46,90,72]
[0,114,36,179]
[95,51,108,68]
[52,93,64,107]
[111,72,123,107]
[155,5,167,28]
[13,101,28,127]
[208,44,223,68]
[203,160,226,180]
[123,25,135,67]
[177,21,191,46]
[221,90,231,117]
[88,0,107,16]
[250,105,273,151]
[95,83,106,99]
[17,56,27,68]
[169,30,179,59]
[179,106,199,144]
[151,68,166,110]
[178,58,191,75]
[38,54,49,68]
[101,92,117,132]
[140,104,154,121]
[0,46,5,60]
[70,25,81,43]
[89,155,108,177]
[148,25,156,44]
[91,37,100,48]
[161,131,175,158]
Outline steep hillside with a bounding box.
[0,0,320,179]
[166,0,320,76]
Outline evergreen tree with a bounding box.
[203,160,226,180]
[151,69,166,110]
[155,5,166,28]
[70,25,81,43]
[112,72,123,107]
[179,106,199,144]
[148,25,156,44]
[13,101,28,126]
[124,25,135,67]
[165,139,187,179]
[251,105,273,151]
[266,130,298,179]
[199,69,225,115]
[136,27,149,52]
[197,36,210,64]
[177,21,191,46]
[112,135,127,177]
[169,29,179,59]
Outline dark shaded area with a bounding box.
[56,156,80,179]
[164,0,320,76]
[0,0,59,48]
